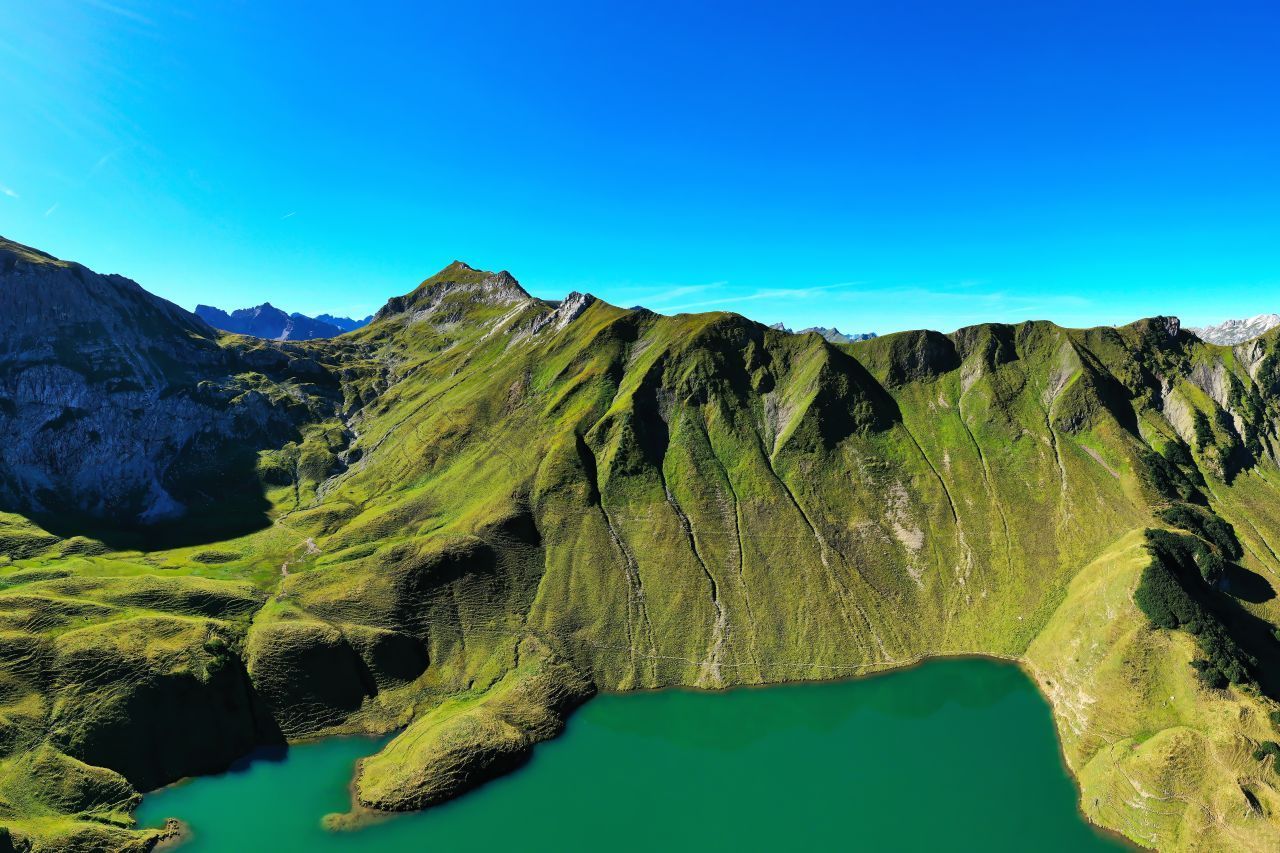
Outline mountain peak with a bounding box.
[375,261,532,322]
[768,322,877,344]
[1191,313,1280,345]
[195,302,359,340]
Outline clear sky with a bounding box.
[2,1,1279,334]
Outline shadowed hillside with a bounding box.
[0,239,1279,850]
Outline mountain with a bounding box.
[769,322,877,343]
[195,303,369,340]
[315,312,373,333]
[0,238,329,534]
[1,237,1279,851]
[1191,313,1280,345]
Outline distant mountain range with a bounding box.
[314,313,373,333]
[768,323,877,344]
[195,303,372,340]
[1190,314,1280,345]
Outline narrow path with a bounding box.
[276,537,320,600]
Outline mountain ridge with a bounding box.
[195,302,371,340]
[1192,313,1280,346]
[315,312,373,333]
[0,235,1278,851]
[768,321,877,343]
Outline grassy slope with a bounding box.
[1028,530,1280,850]
[1,263,1279,849]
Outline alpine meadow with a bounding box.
[0,235,1279,850]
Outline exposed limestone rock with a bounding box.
[0,238,331,527]
[526,291,595,337]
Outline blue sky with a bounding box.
[2,1,1279,334]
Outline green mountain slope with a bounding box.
[0,240,1278,850]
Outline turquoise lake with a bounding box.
[137,657,1124,851]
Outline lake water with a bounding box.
[137,658,1122,851]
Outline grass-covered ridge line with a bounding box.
[1,237,1280,849]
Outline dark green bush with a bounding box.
[1190,659,1227,689]
[1193,409,1214,450]
[1134,552,1196,630]
[1212,405,1233,432]
[1161,438,1196,471]
[1139,451,1200,503]
[1257,350,1280,397]
[1252,740,1280,765]
[1135,531,1257,686]
[1156,504,1242,560]
[1196,549,1225,585]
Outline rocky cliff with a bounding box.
[0,239,341,535]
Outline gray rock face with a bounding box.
[526,292,595,337]
[1191,314,1280,345]
[0,237,317,530]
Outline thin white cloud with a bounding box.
[281,211,296,219]
[44,202,59,216]
[82,0,155,27]
[647,282,719,300]
[90,149,123,175]
[626,282,724,307]
[646,275,1099,335]
[0,184,18,199]
[666,280,867,312]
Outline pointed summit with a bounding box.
[374,260,531,323]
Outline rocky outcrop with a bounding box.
[0,237,332,530]
[525,291,594,337]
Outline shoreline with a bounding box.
[595,651,1141,851]
[138,651,1140,851]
